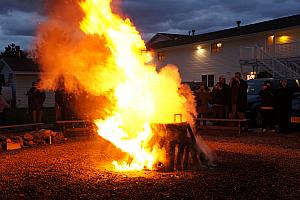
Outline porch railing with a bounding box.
[275,42,299,58]
[240,41,300,60]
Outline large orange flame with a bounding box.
[37,0,196,171]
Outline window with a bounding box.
[157,52,166,61]
[208,75,215,87]
[211,42,222,53]
[202,74,215,87]
[202,75,207,86]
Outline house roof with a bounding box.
[2,57,40,73]
[147,13,300,49]
[147,33,191,45]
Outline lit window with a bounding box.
[277,35,291,44]
[211,42,222,53]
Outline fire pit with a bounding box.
[149,112,214,172]
[150,122,188,171]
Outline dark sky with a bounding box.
[0,0,300,50]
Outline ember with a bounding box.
[36,0,199,171]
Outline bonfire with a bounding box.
[36,0,214,171]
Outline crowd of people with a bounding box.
[27,79,77,123]
[259,79,293,133]
[0,79,74,126]
[195,72,248,121]
[0,74,296,134]
[194,72,294,134]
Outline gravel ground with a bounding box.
[0,132,299,200]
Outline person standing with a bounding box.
[276,80,293,134]
[229,77,240,118]
[210,83,225,118]
[235,72,248,119]
[218,76,230,118]
[195,83,211,120]
[55,89,65,121]
[27,81,46,124]
[259,81,276,132]
[55,78,65,121]
[0,87,9,125]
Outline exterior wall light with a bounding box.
[278,35,290,44]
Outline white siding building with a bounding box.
[148,14,300,87]
[0,57,55,108]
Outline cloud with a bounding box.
[0,10,44,36]
[0,0,45,15]
[0,0,300,49]
[118,0,300,39]
[0,0,45,49]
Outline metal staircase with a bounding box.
[283,60,300,76]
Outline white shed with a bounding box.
[0,57,55,108]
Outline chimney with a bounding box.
[236,20,241,28]
[188,31,191,36]
[192,29,195,36]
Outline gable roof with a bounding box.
[2,57,40,73]
[148,13,300,50]
[147,33,190,46]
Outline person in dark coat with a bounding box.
[235,72,248,118]
[218,76,230,118]
[259,81,276,132]
[276,79,293,134]
[55,77,65,121]
[55,89,65,121]
[64,92,77,120]
[229,77,240,118]
[210,82,225,118]
[27,81,46,123]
